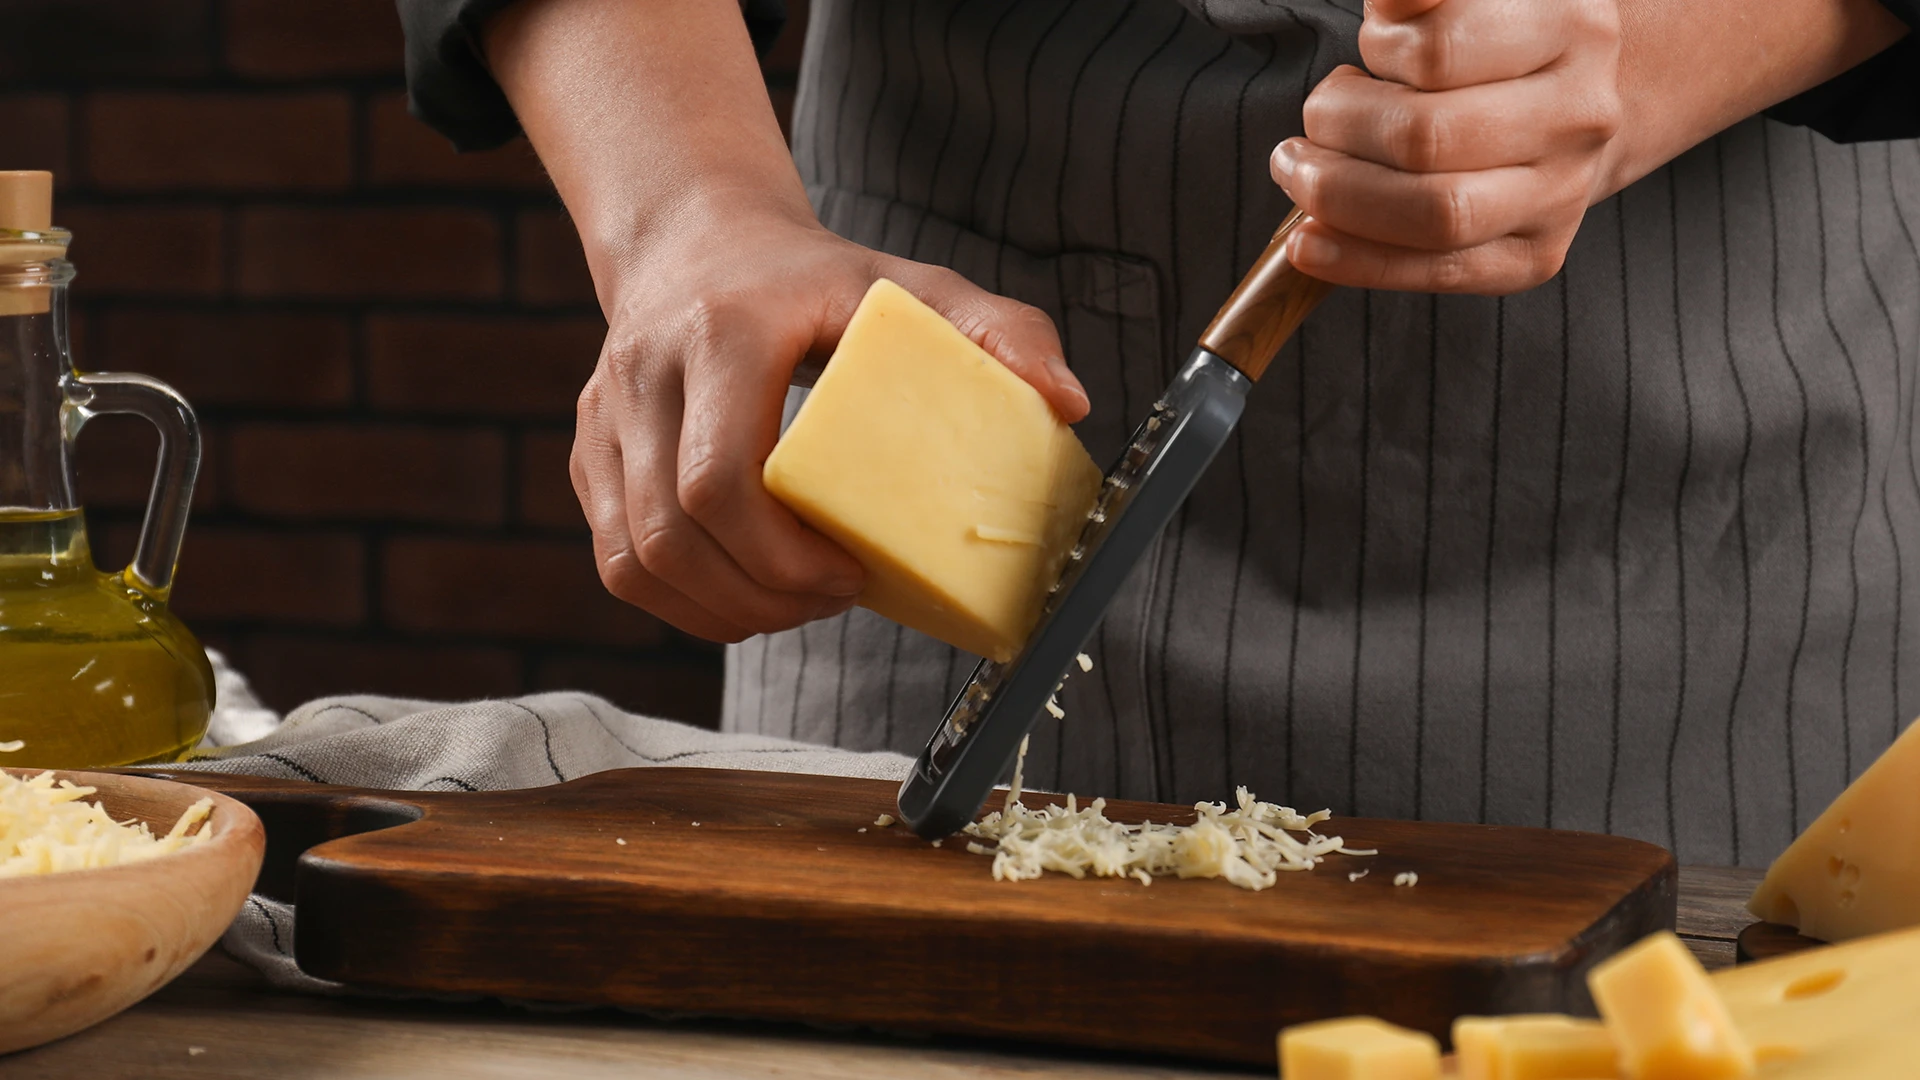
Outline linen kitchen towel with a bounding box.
[167,653,913,993]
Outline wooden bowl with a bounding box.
[0,768,265,1054]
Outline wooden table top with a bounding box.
[3,866,1762,1080]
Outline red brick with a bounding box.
[224,0,404,79]
[84,92,353,193]
[60,205,224,297]
[145,525,367,626]
[532,653,722,728]
[367,92,550,191]
[515,207,597,308]
[3,0,213,80]
[233,634,523,708]
[383,536,663,646]
[74,415,220,512]
[0,95,71,178]
[95,310,354,408]
[228,424,506,526]
[365,314,601,418]
[518,430,584,530]
[237,206,502,300]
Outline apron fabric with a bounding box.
[724,0,1920,868]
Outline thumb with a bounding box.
[898,268,1090,423]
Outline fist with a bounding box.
[1272,0,1624,295]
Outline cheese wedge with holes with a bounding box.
[1747,717,1920,942]
[1588,932,1753,1080]
[1452,1014,1617,1080]
[763,279,1101,661]
[1712,923,1920,1078]
[1278,1016,1440,1080]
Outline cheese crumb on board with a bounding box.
[1279,1016,1440,1080]
[1349,869,1369,882]
[1,770,214,878]
[857,827,868,834]
[615,838,626,846]
[1394,872,1419,887]
[0,740,23,753]
[873,813,895,828]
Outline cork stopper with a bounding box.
[0,171,59,315]
[0,170,53,232]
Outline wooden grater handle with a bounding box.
[1198,208,1333,382]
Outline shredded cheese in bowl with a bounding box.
[0,770,214,878]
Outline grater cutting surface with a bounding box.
[896,348,1253,838]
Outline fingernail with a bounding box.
[1270,140,1299,183]
[1289,230,1339,269]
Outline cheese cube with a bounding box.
[1587,933,1753,1080]
[1712,923,1920,1078]
[1452,1015,1617,1080]
[1748,717,1920,942]
[763,279,1101,661]
[1278,1016,1440,1080]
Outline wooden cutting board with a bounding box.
[148,767,1674,1066]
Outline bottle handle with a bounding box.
[66,372,201,599]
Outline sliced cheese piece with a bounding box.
[1712,923,1920,1078]
[1748,717,1920,942]
[763,278,1101,660]
[1278,1016,1439,1080]
[1452,1014,1617,1080]
[1588,932,1753,1080]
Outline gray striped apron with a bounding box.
[724,0,1920,867]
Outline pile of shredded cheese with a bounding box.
[958,649,1374,892]
[0,769,214,878]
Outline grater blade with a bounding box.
[895,348,1254,838]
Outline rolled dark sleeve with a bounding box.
[1764,0,1920,143]
[396,0,790,153]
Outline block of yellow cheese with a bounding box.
[1587,932,1753,1080]
[1712,923,1920,1078]
[1277,1016,1439,1080]
[763,278,1101,661]
[1747,717,1920,942]
[1452,1014,1617,1080]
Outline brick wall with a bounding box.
[1,0,809,724]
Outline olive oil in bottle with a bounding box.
[0,509,212,768]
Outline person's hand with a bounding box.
[1271,0,1624,294]
[573,203,1089,644]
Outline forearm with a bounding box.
[483,0,812,307]
[1606,0,1908,196]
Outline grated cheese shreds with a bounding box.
[959,648,1373,891]
[965,741,1374,891]
[0,740,23,752]
[0,770,214,878]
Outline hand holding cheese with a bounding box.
[484,0,1090,643]
[765,281,1102,661]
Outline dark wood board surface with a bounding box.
[1736,921,1823,964]
[142,767,1675,1067]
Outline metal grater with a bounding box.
[896,209,1332,838]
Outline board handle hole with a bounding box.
[1781,969,1845,1001]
